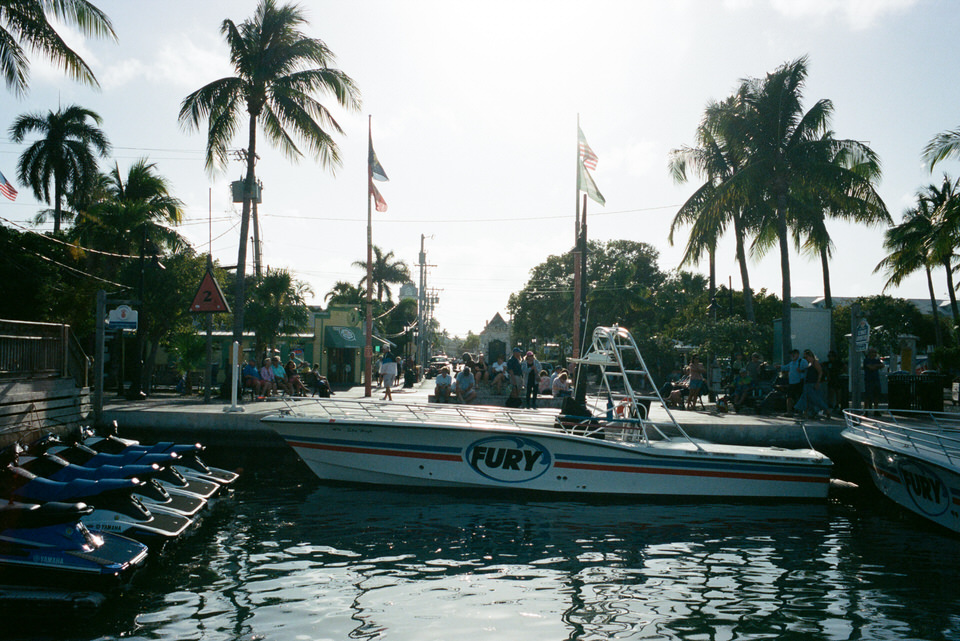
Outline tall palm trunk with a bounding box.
[819,248,832,309]
[926,264,944,348]
[709,247,716,299]
[777,192,792,360]
[942,258,960,334]
[732,215,755,322]
[233,115,259,345]
[53,172,64,234]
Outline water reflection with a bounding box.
[35,469,960,641]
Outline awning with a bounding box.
[372,334,396,349]
[324,326,364,349]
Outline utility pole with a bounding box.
[252,179,263,278]
[418,235,426,368]
[850,303,865,409]
[231,150,263,277]
[417,235,436,368]
[127,227,147,400]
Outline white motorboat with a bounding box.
[266,326,831,500]
[842,409,960,532]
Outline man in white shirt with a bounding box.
[434,367,453,403]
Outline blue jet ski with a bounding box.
[0,501,149,591]
[1,464,193,545]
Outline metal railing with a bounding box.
[844,409,960,467]
[274,397,560,432]
[0,319,90,387]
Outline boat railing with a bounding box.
[275,397,560,432]
[844,409,960,466]
[273,397,672,446]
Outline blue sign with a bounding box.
[855,319,870,353]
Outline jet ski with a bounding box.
[0,501,148,591]
[0,464,193,545]
[79,423,239,486]
[10,446,207,518]
[27,436,221,500]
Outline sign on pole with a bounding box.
[190,271,230,313]
[107,304,138,330]
[855,319,871,353]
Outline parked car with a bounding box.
[425,356,449,379]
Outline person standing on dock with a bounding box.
[380,348,397,401]
[521,351,543,409]
[781,349,807,415]
[796,350,830,419]
[824,350,845,413]
[863,348,883,410]
[685,355,706,410]
[507,347,523,397]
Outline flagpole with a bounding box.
[364,115,374,398]
[572,116,582,380]
[574,192,590,404]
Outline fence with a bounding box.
[0,319,90,386]
[0,319,92,447]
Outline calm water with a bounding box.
[8,457,960,641]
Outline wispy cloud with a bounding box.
[99,33,231,91]
[769,0,918,30]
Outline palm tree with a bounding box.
[0,0,116,96]
[245,268,312,359]
[179,0,361,347]
[70,158,187,257]
[918,176,960,330]
[352,246,411,303]
[923,128,960,171]
[70,158,186,394]
[762,138,889,310]
[324,280,362,305]
[669,94,758,322]
[718,56,884,358]
[10,104,110,233]
[875,201,944,347]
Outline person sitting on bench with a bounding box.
[242,359,267,397]
[434,367,453,403]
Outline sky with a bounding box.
[2,0,959,338]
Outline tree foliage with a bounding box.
[245,268,312,359]
[10,104,111,233]
[179,0,361,346]
[670,56,887,358]
[0,0,116,96]
[353,245,411,303]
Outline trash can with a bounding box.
[886,372,913,411]
[916,372,945,412]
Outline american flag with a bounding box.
[578,127,598,171]
[0,170,17,201]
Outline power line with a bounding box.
[0,215,140,259]
[258,203,679,225]
[24,248,130,288]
